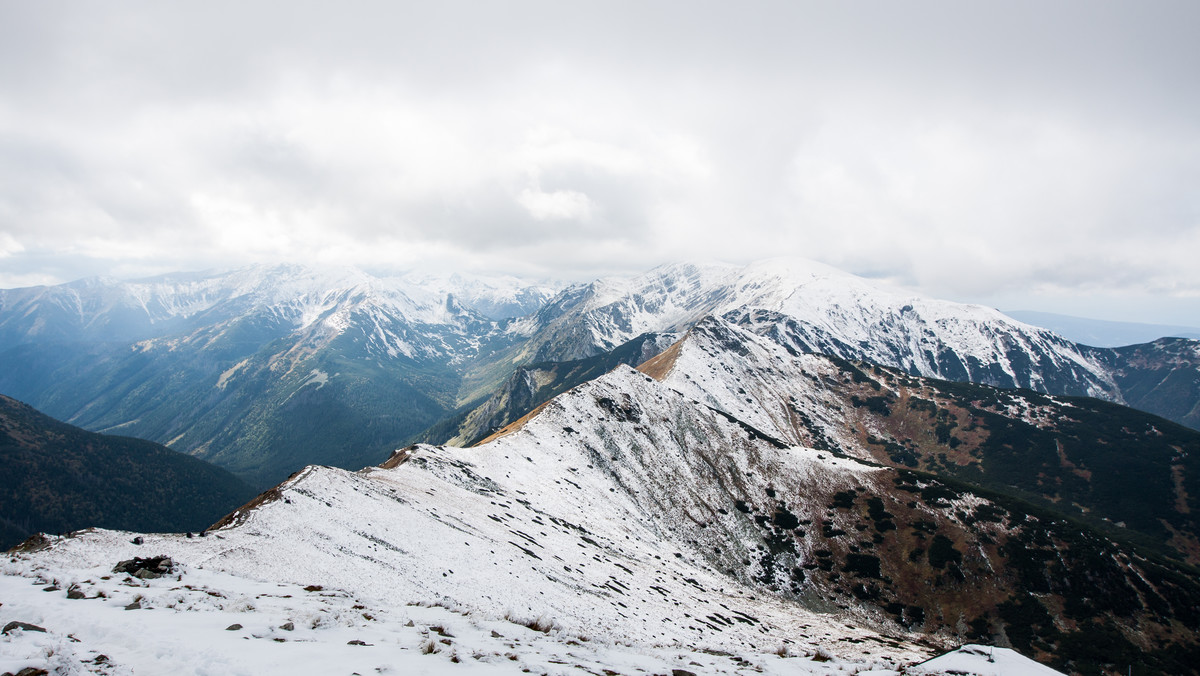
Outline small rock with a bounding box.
[124,600,141,610]
[672,670,698,676]
[14,667,50,676]
[404,620,415,627]
[41,585,59,592]
[66,585,86,600]
[186,532,194,538]
[2,621,47,635]
[303,585,323,592]
[131,536,144,545]
[133,569,161,580]
[280,622,294,631]
[347,639,371,646]
[225,624,243,631]
[490,630,503,638]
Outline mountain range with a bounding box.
[2,258,1197,488]
[3,316,1198,674]
[4,257,1200,674]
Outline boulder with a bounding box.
[1,621,46,635]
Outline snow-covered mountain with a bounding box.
[0,265,559,486]
[0,264,557,354]
[2,258,1198,489]
[517,258,1118,399]
[4,336,1197,674]
[642,316,1200,564]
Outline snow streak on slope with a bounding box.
[640,316,866,456]
[2,367,935,674]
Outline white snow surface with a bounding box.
[526,258,1118,400]
[2,366,937,675]
[908,644,1068,675]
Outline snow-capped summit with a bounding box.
[519,257,1119,401]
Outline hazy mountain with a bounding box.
[0,265,556,487]
[0,394,255,550]
[1005,309,1200,347]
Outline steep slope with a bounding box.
[8,365,1200,674]
[647,316,1200,565]
[1089,337,1200,431]
[0,394,255,550]
[507,258,1200,432]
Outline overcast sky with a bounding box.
[1,1,1197,324]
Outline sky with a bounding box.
[1,1,1198,325]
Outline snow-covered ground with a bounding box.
[907,644,1067,676]
[2,366,939,675]
[2,563,899,676]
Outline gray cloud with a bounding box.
[0,1,1198,323]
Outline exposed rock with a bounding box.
[2,620,46,635]
[66,585,85,599]
[113,556,174,579]
[279,622,294,631]
[225,624,242,631]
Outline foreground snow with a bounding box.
[3,561,901,676]
[2,366,942,674]
[908,644,1067,676]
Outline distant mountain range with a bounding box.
[0,394,254,550]
[1004,309,1200,347]
[1,258,1198,487]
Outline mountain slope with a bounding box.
[421,331,676,446]
[8,362,1200,673]
[1089,337,1200,431]
[499,258,1200,434]
[513,259,1114,396]
[0,394,256,550]
[645,316,1200,565]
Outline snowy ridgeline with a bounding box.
[2,365,942,675]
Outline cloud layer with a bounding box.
[1,1,1197,323]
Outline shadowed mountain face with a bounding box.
[0,394,256,550]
